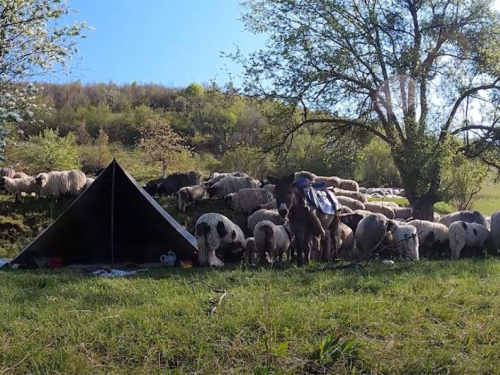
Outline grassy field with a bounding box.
[2,260,500,373]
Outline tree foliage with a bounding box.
[139,115,190,178]
[0,0,90,160]
[231,0,500,219]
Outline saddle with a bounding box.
[295,178,340,215]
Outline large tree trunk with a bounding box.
[409,195,437,221]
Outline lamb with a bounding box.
[13,172,29,179]
[332,188,367,203]
[364,202,395,219]
[225,188,274,214]
[334,222,359,262]
[177,185,205,212]
[208,171,248,186]
[207,176,261,198]
[247,209,285,232]
[35,170,87,197]
[449,221,492,259]
[254,220,293,264]
[391,224,419,261]
[243,237,257,265]
[355,213,395,259]
[407,220,449,258]
[490,211,500,254]
[337,178,359,192]
[158,171,203,196]
[336,196,365,211]
[438,210,488,228]
[0,176,37,202]
[0,167,15,178]
[195,213,245,267]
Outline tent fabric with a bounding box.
[10,159,198,268]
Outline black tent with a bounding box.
[10,159,198,268]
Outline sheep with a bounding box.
[433,212,441,222]
[85,177,95,189]
[336,196,365,211]
[340,212,368,234]
[247,209,285,232]
[341,206,353,214]
[314,176,341,187]
[208,171,248,186]
[177,185,205,212]
[13,172,29,179]
[195,213,245,267]
[334,222,359,262]
[207,176,261,198]
[332,188,367,203]
[243,237,257,265]
[355,213,395,259]
[391,224,419,261]
[379,201,400,208]
[438,210,488,228]
[364,202,395,219]
[393,207,413,220]
[338,178,359,192]
[143,178,165,197]
[35,170,87,198]
[158,171,203,196]
[260,199,277,210]
[294,171,316,181]
[449,221,492,259]
[0,167,15,178]
[262,184,275,196]
[0,176,37,201]
[489,211,500,255]
[225,188,273,214]
[407,220,449,258]
[254,220,293,264]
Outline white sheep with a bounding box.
[13,172,29,179]
[35,170,87,197]
[177,185,205,212]
[335,222,359,262]
[243,237,257,265]
[393,207,413,220]
[85,177,95,189]
[406,219,449,258]
[254,220,293,264]
[449,221,491,259]
[332,188,367,203]
[364,202,395,219]
[314,176,341,187]
[260,199,277,210]
[207,176,261,198]
[294,171,317,181]
[0,167,15,178]
[355,213,394,259]
[392,224,419,261]
[208,171,248,186]
[225,188,274,214]
[262,184,275,195]
[247,209,285,232]
[338,178,359,192]
[438,210,488,228]
[195,213,245,267]
[0,176,38,201]
[336,196,365,211]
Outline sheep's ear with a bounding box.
[267,175,278,185]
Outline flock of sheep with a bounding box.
[152,170,499,267]
[0,167,95,201]
[2,164,499,268]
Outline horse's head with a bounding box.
[268,173,295,219]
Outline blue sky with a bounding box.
[49,0,266,87]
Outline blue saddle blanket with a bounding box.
[295,178,339,215]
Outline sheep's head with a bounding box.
[207,185,217,198]
[35,173,48,187]
[0,177,6,186]
[224,194,235,208]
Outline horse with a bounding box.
[268,173,340,265]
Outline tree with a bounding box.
[139,115,190,178]
[24,128,80,171]
[231,0,500,220]
[0,0,90,160]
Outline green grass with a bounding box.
[472,178,500,215]
[2,260,500,373]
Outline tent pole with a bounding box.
[111,160,116,264]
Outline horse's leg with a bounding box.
[295,231,306,266]
[304,234,312,264]
[322,230,331,262]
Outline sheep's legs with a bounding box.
[208,250,224,267]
